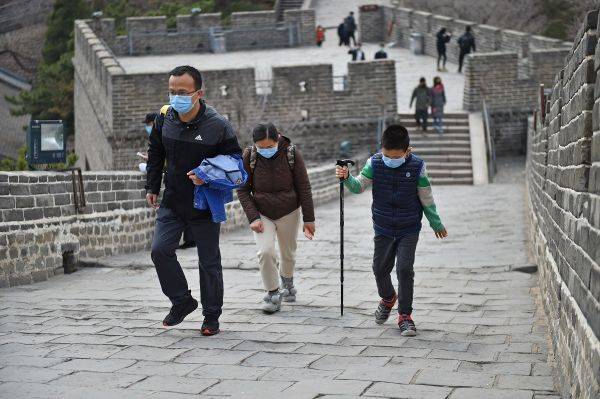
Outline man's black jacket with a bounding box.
[145,101,242,220]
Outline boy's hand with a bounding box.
[335,165,349,180]
[435,228,448,239]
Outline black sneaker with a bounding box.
[398,314,417,336]
[374,294,397,324]
[201,318,220,336]
[163,296,198,327]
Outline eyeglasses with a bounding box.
[168,90,198,96]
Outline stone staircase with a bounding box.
[397,112,473,185]
[276,0,305,20]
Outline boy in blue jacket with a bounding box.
[335,124,448,336]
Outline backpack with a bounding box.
[246,144,295,173]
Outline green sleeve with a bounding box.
[418,174,445,232]
[343,160,373,194]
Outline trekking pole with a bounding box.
[336,159,355,316]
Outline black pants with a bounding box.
[437,49,447,68]
[151,207,223,320]
[415,109,428,130]
[348,31,356,46]
[458,50,470,72]
[372,233,419,315]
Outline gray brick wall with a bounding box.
[527,9,599,399]
[92,9,316,56]
[0,165,340,287]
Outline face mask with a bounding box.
[145,125,152,135]
[382,155,405,168]
[257,147,278,158]
[169,93,196,114]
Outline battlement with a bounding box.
[86,8,315,56]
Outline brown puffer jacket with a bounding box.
[237,136,315,224]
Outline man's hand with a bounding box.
[303,222,316,240]
[335,165,349,180]
[187,171,205,185]
[435,228,448,239]
[146,193,159,209]
[250,219,264,233]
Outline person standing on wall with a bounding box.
[348,42,365,61]
[430,76,446,135]
[457,26,476,73]
[344,11,357,46]
[410,77,431,132]
[337,21,348,46]
[237,123,316,314]
[316,25,326,47]
[374,43,388,59]
[436,28,451,72]
[145,65,243,337]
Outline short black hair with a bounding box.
[252,123,279,143]
[144,112,158,124]
[419,77,426,83]
[382,124,409,150]
[169,65,203,90]
[466,26,472,32]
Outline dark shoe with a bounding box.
[179,241,195,249]
[398,314,417,336]
[163,296,198,326]
[374,294,397,325]
[201,318,220,336]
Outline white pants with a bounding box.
[253,208,301,292]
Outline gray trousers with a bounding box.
[151,207,223,320]
[372,233,419,315]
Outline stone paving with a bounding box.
[118,0,465,113]
[0,160,560,398]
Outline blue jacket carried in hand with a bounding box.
[192,155,248,223]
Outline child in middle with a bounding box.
[335,124,448,336]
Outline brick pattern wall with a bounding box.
[0,172,153,287]
[0,164,340,287]
[91,9,316,57]
[527,9,599,399]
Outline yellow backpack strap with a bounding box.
[160,105,170,116]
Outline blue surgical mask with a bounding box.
[382,155,405,168]
[169,94,196,114]
[145,125,152,135]
[257,147,278,158]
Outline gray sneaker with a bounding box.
[262,291,282,314]
[281,276,297,302]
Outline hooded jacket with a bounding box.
[192,155,248,223]
[237,136,315,224]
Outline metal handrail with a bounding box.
[482,99,497,182]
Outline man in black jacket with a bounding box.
[146,65,242,336]
[457,26,476,73]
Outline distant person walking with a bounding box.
[344,11,357,46]
[436,28,451,71]
[457,26,476,73]
[374,43,388,59]
[410,77,431,132]
[348,43,365,61]
[316,25,325,47]
[237,123,315,314]
[337,22,348,46]
[430,76,446,134]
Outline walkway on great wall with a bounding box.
[118,0,464,113]
[0,159,562,398]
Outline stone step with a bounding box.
[410,140,471,147]
[413,147,472,155]
[426,169,473,178]
[425,161,472,169]
[401,121,470,128]
[429,176,474,185]
[397,113,469,119]
[419,154,472,162]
